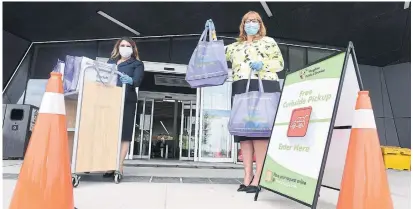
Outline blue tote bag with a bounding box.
[185,20,228,88]
[63,55,76,93]
[228,71,281,138]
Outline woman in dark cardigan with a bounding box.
[103,37,144,177]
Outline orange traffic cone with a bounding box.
[337,91,393,209]
[9,72,74,209]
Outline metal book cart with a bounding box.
[64,60,126,187]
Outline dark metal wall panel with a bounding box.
[383,62,411,149]
[384,118,400,147]
[380,70,394,118]
[374,118,386,145]
[358,65,384,117]
[394,118,411,149]
[382,63,411,118]
[400,11,411,64]
[3,30,31,88]
[358,63,411,149]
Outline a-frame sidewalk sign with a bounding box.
[255,42,364,209]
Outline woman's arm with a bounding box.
[132,61,145,88]
[262,38,284,73]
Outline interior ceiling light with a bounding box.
[97,11,140,36]
[404,1,410,9]
[260,1,273,17]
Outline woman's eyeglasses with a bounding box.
[245,19,260,24]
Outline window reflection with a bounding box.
[23,79,48,107]
[288,46,306,73]
[307,48,334,63]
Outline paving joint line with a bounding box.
[2,173,243,185]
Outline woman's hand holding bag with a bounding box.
[249,61,264,71]
[185,19,229,88]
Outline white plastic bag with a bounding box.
[76,57,118,91]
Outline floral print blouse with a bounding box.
[225,36,284,81]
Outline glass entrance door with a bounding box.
[198,81,234,162]
[129,98,154,159]
[179,101,196,160]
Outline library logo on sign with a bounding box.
[265,170,275,182]
[287,107,312,137]
[300,67,326,80]
[299,70,307,79]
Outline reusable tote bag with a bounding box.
[185,20,228,88]
[228,71,281,138]
[63,55,76,93]
[69,56,84,91]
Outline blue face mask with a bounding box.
[244,22,260,36]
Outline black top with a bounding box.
[108,58,145,103]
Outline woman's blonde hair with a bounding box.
[110,37,140,60]
[238,11,267,42]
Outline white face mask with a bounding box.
[119,46,133,58]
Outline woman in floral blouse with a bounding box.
[225,11,284,193]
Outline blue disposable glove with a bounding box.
[119,74,133,85]
[250,61,264,71]
[205,19,213,29]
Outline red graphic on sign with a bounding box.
[287,106,312,137]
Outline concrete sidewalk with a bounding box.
[3,179,410,209]
[3,160,411,209]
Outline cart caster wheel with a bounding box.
[114,172,123,184]
[72,175,80,188]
